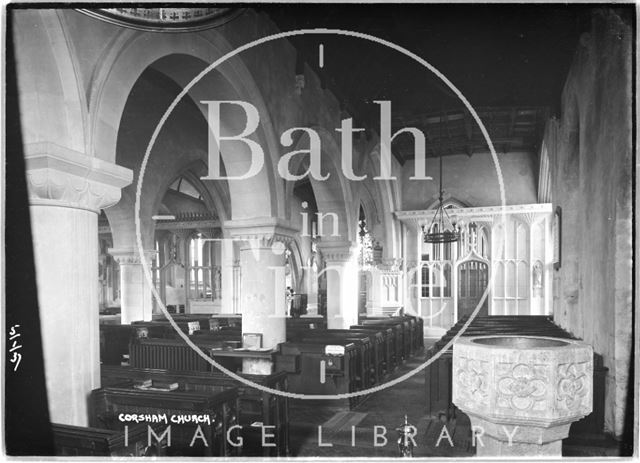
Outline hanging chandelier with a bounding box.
[423,156,460,243]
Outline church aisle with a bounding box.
[5,4,633,457]
[288,347,474,458]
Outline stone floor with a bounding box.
[286,339,629,458]
[288,343,475,458]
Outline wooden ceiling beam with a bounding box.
[391,106,548,161]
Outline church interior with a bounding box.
[5,4,635,458]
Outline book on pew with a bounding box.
[133,379,152,388]
[234,347,273,352]
[153,381,179,391]
[133,379,179,391]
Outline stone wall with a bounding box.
[547,9,632,438]
[401,151,538,210]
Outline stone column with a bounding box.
[108,248,156,324]
[302,259,320,317]
[220,238,236,314]
[25,143,132,426]
[317,241,359,329]
[232,259,241,313]
[226,221,296,374]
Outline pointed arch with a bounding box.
[282,126,356,240]
[425,196,470,210]
[360,140,403,259]
[89,30,283,219]
[13,10,88,153]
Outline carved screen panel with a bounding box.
[458,260,489,318]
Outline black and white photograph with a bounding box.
[3,2,636,460]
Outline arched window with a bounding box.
[157,172,222,313]
[187,233,217,300]
[151,233,187,312]
[168,176,204,200]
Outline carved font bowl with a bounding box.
[452,335,593,427]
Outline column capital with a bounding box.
[406,259,419,269]
[24,142,132,212]
[223,218,299,248]
[108,248,157,265]
[316,240,358,263]
[379,258,403,271]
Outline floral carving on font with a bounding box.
[497,362,548,412]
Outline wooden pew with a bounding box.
[99,314,121,325]
[362,317,413,357]
[300,335,370,390]
[294,330,379,387]
[275,341,361,409]
[189,330,243,350]
[286,327,371,382]
[101,321,197,362]
[52,422,165,456]
[100,365,289,456]
[362,315,425,353]
[129,337,268,373]
[350,325,395,377]
[360,316,419,358]
[209,314,242,328]
[152,314,214,331]
[100,320,242,366]
[100,323,167,366]
[100,324,135,366]
[358,320,405,365]
[332,329,386,384]
[91,386,239,456]
[286,316,327,331]
[132,320,203,336]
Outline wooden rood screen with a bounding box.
[457,259,489,318]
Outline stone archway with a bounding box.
[281,125,361,328]
[283,125,356,241]
[96,41,289,325]
[89,33,284,220]
[14,10,88,153]
[359,140,403,262]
